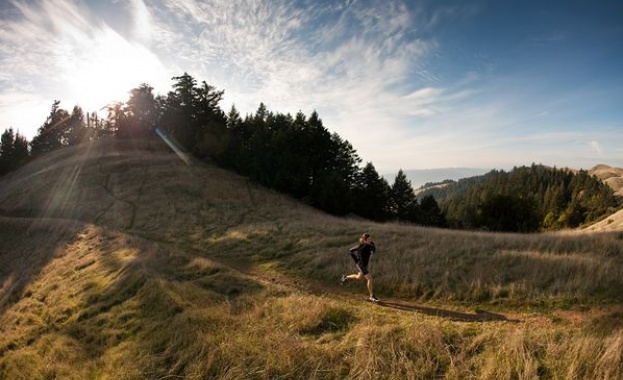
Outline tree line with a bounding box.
[419,164,620,232]
[2,73,619,232]
[0,73,445,226]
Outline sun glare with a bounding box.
[65,27,171,114]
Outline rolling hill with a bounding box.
[584,208,623,231]
[1,138,623,379]
[589,164,623,196]
[384,168,491,190]
[584,164,623,232]
[410,164,623,196]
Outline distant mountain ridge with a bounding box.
[413,163,621,232]
[389,164,623,196]
[383,168,491,190]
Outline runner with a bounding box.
[340,233,378,302]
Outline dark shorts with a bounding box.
[350,252,371,275]
[356,263,370,275]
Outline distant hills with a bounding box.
[390,164,623,196]
[383,168,491,189]
[583,164,623,231]
[589,164,623,196]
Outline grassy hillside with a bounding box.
[590,164,623,196]
[1,138,623,379]
[578,165,623,232]
[584,208,623,232]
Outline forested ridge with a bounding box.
[419,164,621,232]
[1,73,619,231]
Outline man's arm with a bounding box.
[349,244,362,253]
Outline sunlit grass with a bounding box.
[1,217,623,379]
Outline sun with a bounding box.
[65,27,170,114]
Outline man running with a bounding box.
[341,233,378,302]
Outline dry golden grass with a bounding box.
[1,138,623,379]
[585,208,623,232]
[590,164,623,197]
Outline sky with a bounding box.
[0,0,622,175]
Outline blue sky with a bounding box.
[1,0,621,174]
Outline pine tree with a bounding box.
[0,128,30,176]
[0,128,15,175]
[66,105,87,145]
[116,84,158,139]
[352,162,391,221]
[30,101,70,156]
[418,194,446,227]
[390,169,418,222]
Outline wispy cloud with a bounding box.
[590,141,604,157]
[0,0,479,171]
[125,0,450,172]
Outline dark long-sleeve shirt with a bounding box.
[349,242,376,267]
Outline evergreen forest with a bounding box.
[1,73,619,232]
[419,165,620,232]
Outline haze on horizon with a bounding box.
[1,0,622,174]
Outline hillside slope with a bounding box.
[584,208,623,232]
[0,138,327,237]
[2,138,623,379]
[590,164,623,196]
[582,164,623,232]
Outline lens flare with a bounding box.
[154,127,192,166]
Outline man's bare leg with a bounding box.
[365,274,374,297]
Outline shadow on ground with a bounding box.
[374,299,520,322]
